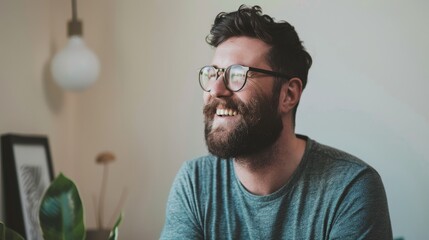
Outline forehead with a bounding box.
[211,37,271,69]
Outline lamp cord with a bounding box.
[68,0,82,36]
[71,0,77,21]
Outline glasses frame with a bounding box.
[199,64,291,92]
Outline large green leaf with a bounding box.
[39,173,85,240]
[0,222,25,240]
[108,213,123,240]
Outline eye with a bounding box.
[246,72,257,78]
[208,72,217,79]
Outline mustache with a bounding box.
[203,98,246,117]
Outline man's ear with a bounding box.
[278,77,303,114]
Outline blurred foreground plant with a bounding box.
[39,173,122,240]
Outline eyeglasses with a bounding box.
[199,64,291,92]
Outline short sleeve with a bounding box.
[329,168,393,240]
[160,162,204,240]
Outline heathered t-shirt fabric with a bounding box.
[161,136,392,239]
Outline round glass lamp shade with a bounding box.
[51,36,100,91]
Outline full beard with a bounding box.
[203,92,283,165]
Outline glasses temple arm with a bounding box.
[248,67,291,79]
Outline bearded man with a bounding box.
[161,5,392,240]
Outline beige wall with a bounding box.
[1,0,429,239]
[0,0,78,215]
[73,1,212,238]
[0,0,214,238]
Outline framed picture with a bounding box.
[1,134,54,240]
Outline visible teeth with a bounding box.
[216,108,237,116]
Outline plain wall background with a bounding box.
[1,0,428,239]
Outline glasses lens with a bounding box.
[199,66,216,91]
[226,65,247,91]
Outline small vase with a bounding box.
[86,229,110,240]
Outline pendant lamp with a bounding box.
[51,0,100,91]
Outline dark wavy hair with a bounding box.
[206,5,312,124]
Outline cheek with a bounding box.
[244,79,273,97]
[239,86,269,105]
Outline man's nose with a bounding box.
[210,75,233,98]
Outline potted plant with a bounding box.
[39,173,122,240]
[86,152,127,239]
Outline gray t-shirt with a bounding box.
[161,136,392,239]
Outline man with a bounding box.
[161,5,392,240]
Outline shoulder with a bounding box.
[309,139,368,167]
[180,154,220,177]
[302,140,392,238]
[175,155,226,189]
[301,138,384,193]
[306,138,378,176]
[183,155,217,170]
[166,155,219,207]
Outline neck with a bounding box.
[234,130,306,196]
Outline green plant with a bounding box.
[39,173,122,240]
[94,152,127,230]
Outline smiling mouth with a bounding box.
[216,107,238,116]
